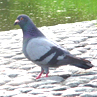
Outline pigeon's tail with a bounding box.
[57,55,93,69]
[68,55,93,69]
[72,59,93,69]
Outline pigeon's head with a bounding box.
[14,14,32,28]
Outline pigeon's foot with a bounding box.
[36,70,44,79]
[36,76,41,79]
[36,72,49,79]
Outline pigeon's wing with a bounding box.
[26,37,93,69]
[26,37,70,66]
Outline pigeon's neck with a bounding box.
[22,22,45,51]
[22,22,45,40]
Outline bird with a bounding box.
[14,14,93,79]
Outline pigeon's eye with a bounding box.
[20,17,24,20]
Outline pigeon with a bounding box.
[14,14,93,79]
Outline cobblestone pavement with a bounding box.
[0,20,97,97]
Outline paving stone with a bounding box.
[29,89,45,95]
[0,20,97,97]
[28,76,64,88]
[0,75,11,86]
[80,91,97,97]
[0,89,19,97]
[52,91,62,96]
[84,79,97,88]
[13,94,33,97]
[62,87,97,97]
[18,87,32,93]
[52,86,69,91]
[37,84,56,89]
[8,75,34,86]
[37,76,64,82]
[19,65,32,70]
[8,74,18,78]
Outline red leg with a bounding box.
[46,72,49,77]
[36,70,44,79]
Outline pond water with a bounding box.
[0,0,97,31]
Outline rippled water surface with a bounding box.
[0,0,97,31]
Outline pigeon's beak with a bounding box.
[14,19,20,25]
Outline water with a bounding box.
[0,0,97,31]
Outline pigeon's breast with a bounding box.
[23,38,32,60]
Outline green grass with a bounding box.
[0,0,97,31]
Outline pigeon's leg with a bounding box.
[44,67,49,78]
[36,68,44,79]
[46,73,49,77]
[36,67,49,79]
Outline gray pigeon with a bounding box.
[14,14,93,79]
